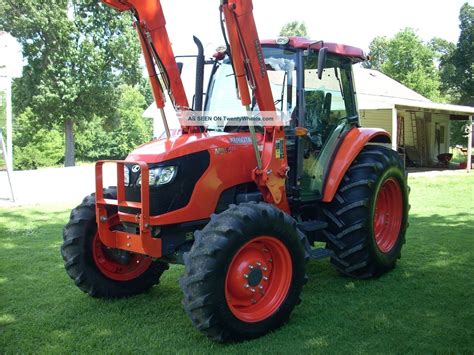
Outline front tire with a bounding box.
[61,188,168,298]
[180,203,308,342]
[323,145,409,278]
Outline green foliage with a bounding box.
[365,28,441,100]
[11,85,152,168]
[450,120,470,147]
[363,36,389,71]
[279,21,308,37]
[430,37,457,102]
[445,3,473,106]
[75,85,152,161]
[12,108,63,169]
[0,0,144,165]
[108,85,152,158]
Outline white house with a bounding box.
[354,67,474,167]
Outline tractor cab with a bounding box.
[205,37,365,201]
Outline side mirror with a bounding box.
[317,47,328,80]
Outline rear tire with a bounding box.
[180,203,308,342]
[322,145,409,278]
[61,187,168,298]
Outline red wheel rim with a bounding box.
[374,178,403,253]
[225,236,292,323]
[92,215,152,281]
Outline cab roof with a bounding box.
[261,37,367,63]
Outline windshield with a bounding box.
[205,47,297,130]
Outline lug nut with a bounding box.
[244,274,249,279]
[263,276,268,281]
[244,284,250,288]
[250,288,256,293]
[262,266,268,271]
[258,285,263,290]
[248,265,254,270]
[256,262,262,266]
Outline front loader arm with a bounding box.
[220,0,290,212]
[102,0,190,135]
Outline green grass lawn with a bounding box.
[1,174,473,354]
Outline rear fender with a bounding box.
[321,127,391,202]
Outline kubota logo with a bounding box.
[131,165,140,173]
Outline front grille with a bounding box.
[119,150,210,216]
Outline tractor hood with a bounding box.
[126,131,261,164]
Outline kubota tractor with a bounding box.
[61,0,409,342]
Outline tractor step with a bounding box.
[309,248,334,260]
[297,220,328,232]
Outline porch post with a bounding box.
[467,115,472,173]
[391,106,398,151]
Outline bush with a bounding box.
[14,129,63,170]
[12,108,64,170]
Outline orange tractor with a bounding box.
[61,0,409,342]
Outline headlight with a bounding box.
[137,166,178,186]
[156,166,178,185]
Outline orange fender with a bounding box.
[321,127,391,202]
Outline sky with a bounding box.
[0,0,470,90]
[162,0,471,56]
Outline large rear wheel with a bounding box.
[180,203,308,342]
[323,145,409,278]
[61,188,168,298]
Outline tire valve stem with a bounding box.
[251,298,257,304]
[268,258,273,263]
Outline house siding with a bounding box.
[359,109,393,135]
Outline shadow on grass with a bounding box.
[1,208,473,353]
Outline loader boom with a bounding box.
[102,0,189,135]
[220,0,290,212]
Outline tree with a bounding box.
[75,85,152,161]
[363,36,389,71]
[0,0,144,166]
[365,28,441,100]
[450,3,473,106]
[279,21,308,37]
[430,37,457,102]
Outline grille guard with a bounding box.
[95,160,162,258]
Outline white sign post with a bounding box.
[0,128,14,201]
[0,32,23,172]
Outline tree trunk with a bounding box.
[64,119,75,167]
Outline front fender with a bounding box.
[321,127,391,202]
